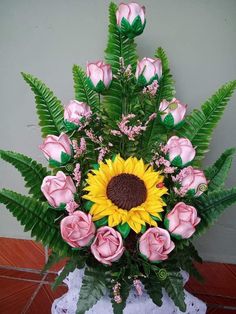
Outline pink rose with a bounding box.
[165,136,196,167]
[136,57,162,85]
[60,211,96,247]
[41,171,76,207]
[86,61,112,92]
[64,100,91,125]
[159,98,187,128]
[139,227,175,262]
[91,226,125,266]
[165,202,201,239]
[116,2,145,26]
[39,133,72,163]
[176,166,208,197]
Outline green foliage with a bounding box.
[21,72,65,137]
[178,80,236,164]
[194,187,236,236]
[142,272,163,307]
[110,280,131,314]
[162,271,186,312]
[72,65,98,108]
[103,2,138,122]
[76,266,107,314]
[205,148,236,191]
[155,47,176,104]
[52,258,77,290]
[0,150,49,199]
[0,189,70,256]
[42,251,62,273]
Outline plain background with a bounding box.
[0,0,235,263]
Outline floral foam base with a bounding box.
[51,268,207,314]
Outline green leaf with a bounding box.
[205,148,236,191]
[42,251,62,273]
[103,2,138,123]
[21,72,65,137]
[95,216,108,228]
[72,65,98,107]
[194,187,236,237]
[162,272,186,312]
[155,47,176,104]
[142,273,163,307]
[52,258,77,290]
[117,222,131,238]
[178,80,236,164]
[0,189,71,256]
[0,150,50,199]
[76,266,107,314]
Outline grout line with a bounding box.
[21,273,48,314]
[0,264,58,274]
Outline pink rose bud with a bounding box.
[165,202,201,239]
[177,166,208,197]
[64,100,91,129]
[91,226,125,266]
[159,98,187,128]
[86,61,112,93]
[116,2,146,38]
[136,57,162,86]
[41,171,76,208]
[139,227,175,262]
[165,136,196,167]
[60,211,96,247]
[39,133,72,165]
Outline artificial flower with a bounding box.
[83,155,167,233]
[136,57,162,86]
[159,98,187,128]
[64,100,91,129]
[165,202,201,239]
[91,226,125,265]
[139,227,175,262]
[86,61,112,93]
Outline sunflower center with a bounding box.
[106,173,147,210]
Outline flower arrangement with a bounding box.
[1,2,236,313]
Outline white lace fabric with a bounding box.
[51,268,207,314]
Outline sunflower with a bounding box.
[83,155,167,233]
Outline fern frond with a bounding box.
[0,150,49,199]
[103,2,138,123]
[178,80,236,164]
[194,187,236,236]
[72,65,98,108]
[21,73,65,137]
[205,148,236,191]
[0,189,70,256]
[155,47,176,104]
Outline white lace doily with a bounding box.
[51,268,207,314]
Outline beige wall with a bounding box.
[0,0,236,263]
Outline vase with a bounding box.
[51,268,207,314]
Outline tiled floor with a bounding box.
[0,237,236,313]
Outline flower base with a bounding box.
[51,268,207,314]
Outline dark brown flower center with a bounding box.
[106,173,147,210]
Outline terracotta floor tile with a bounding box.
[0,277,39,314]
[187,262,236,298]
[0,267,44,283]
[0,237,45,269]
[27,284,67,313]
[195,293,236,307]
[207,308,235,314]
